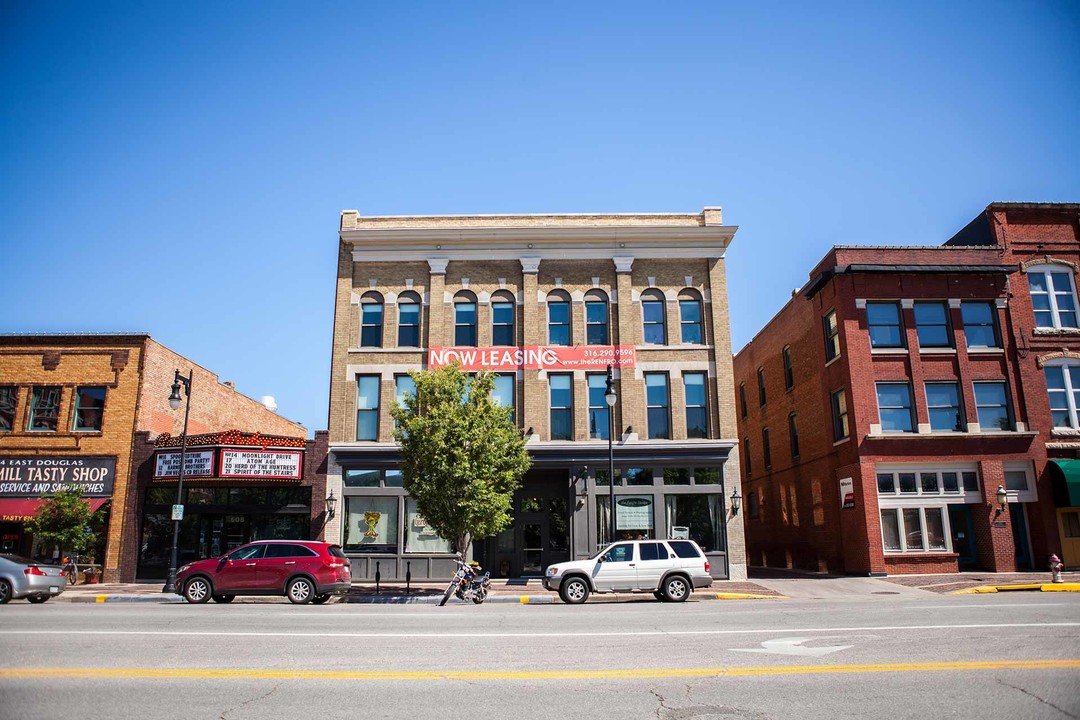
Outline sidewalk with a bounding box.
[746,566,1080,597]
[54,578,783,604]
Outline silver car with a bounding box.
[0,554,68,604]
[543,539,713,604]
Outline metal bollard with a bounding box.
[375,561,381,594]
[406,561,412,594]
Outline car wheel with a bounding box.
[661,575,690,603]
[26,595,49,604]
[559,576,590,604]
[0,579,11,604]
[183,577,212,604]
[311,594,331,605]
[287,577,315,604]
[211,594,235,604]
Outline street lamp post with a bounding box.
[163,369,193,594]
[604,364,617,545]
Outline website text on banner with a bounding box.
[428,346,636,372]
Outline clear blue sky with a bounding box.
[2,1,1078,435]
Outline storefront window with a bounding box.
[664,495,722,552]
[663,468,690,485]
[343,496,398,553]
[615,494,654,540]
[229,487,267,505]
[384,470,403,487]
[694,467,720,485]
[596,496,611,549]
[623,468,653,486]
[345,469,381,487]
[880,509,901,551]
[404,499,451,554]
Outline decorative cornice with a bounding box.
[613,256,635,273]
[1020,256,1078,273]
[427,258,449,275]
[1036,349,1080,367]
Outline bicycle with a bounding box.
[62,553,82,586]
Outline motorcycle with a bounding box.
[439,554,491,606]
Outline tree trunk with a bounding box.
[456,534,471,557]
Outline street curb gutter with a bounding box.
[949,583,1080,594]
[59,591,784,604]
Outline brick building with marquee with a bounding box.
[0,334,312,582]
[327,208,747,581]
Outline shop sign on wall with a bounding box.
[839,477,856,509]
[154,451,215,479]
[0,456,115,497]
[429,345,636,371]
[219,450,303,479]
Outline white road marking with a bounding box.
[732,637,853,657]
[0,622,1077,640]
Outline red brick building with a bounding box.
[0,334,311,582]
[734,203,1080,575]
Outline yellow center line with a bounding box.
[1,660,1077,681]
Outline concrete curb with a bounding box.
[949,583,1080,595]
[57,591,784,605]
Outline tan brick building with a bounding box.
[328,209,747,580]
[0,334,307,582]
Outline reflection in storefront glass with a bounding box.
[664,495,722,552]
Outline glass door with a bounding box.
[949,505,977,568]
[522,522,544,575]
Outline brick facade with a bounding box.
[735,202,1080,575]
[329,209,748,580]
[0,334,307,582]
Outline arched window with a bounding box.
[678,289,703,344]
[584,289,609,345]
[454,291,478,346]
[491,290,516,346]
[547,290,571,346]
[641,289,666,345]
[360,291,384,347]
[397,291,422,347]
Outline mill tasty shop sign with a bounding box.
[0,457,115,497]
[428,345,636,372]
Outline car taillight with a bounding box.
[326,560,345,568]
[704,561,710,573]
[24,566,47,576]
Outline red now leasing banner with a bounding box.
[428,345,637,371]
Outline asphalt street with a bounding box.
[1,591,1078,720]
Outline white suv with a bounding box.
[543,539,713,604]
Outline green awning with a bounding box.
[1048,460,1080,507]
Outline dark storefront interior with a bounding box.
[137,485,311,579]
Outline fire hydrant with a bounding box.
[1049,553,1064,584]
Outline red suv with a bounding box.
[176,540,351,605]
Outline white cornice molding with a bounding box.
[345,226,737,264]
[427,258,449,274]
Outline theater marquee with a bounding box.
[428,345,636,372]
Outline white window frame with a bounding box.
[1027,265,1080,330]
[1003,461,1038,503]
[875,463,981,501]
[1044,360,1080,429]
[880,506,952,554]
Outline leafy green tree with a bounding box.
[391,364,531,555]
[26,486,104,562]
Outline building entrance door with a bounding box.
[513,478,571,577]
[1057,509,1080,567]
[949,505,977,568]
